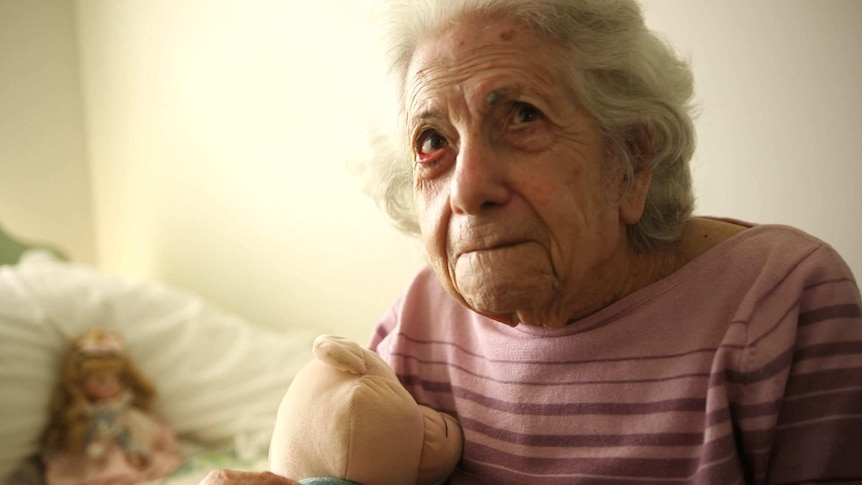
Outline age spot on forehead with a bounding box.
[500,29,517,41]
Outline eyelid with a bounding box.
[414,119,458,147]
[413,127,438,151]
[413,128,451,166]
[510,101,543,122]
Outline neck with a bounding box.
[553,217,746,326]
[510,230,687,329]
[578,244,681,322]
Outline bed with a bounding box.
[0,224,316,484]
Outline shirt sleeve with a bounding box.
[368,297,401,353]
[764,245,862,483]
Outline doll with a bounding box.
[269,335,463,485]
[42,329,182,485]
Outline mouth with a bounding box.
[457,239,532,257]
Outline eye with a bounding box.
[511,102,544,125]
[415,130,449,161]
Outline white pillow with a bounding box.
[0,253,316,480]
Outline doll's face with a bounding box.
[83,370,123,401]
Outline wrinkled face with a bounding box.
[405,16,645,327]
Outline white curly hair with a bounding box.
[358,0,697,252]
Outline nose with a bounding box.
[450,138,512,215]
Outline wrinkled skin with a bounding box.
[405,15,657,328]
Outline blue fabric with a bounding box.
[299,478,358,485]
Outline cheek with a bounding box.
[414,178,449,242]
[527,147,611,215]
[519,178,558,209]
[511,159,579,224]
[414,179,458,281]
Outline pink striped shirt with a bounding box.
[370,223,862,484]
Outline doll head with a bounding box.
[42,329,157,453]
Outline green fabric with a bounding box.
[0,224,67,265]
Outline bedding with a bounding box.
[148,446,269,484]
[6,444,269,484]
[0,250,315,484]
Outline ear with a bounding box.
[619,166,653,225]
[619,126,655,225]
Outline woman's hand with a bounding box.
[198,470,301,484]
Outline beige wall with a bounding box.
[74,0,425,341]
[2,1,859,341]
[0,0,94,263]
[645,0,862,279]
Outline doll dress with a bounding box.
[44,393,182,485]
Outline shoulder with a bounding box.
[683,218,855,289]
[708,220,857,319]
[681,217,828,264]
[645,219,859,357]
[703,221,861,370]
[732,222,854,288]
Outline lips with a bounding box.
[447,218,540,261]
[455,239,532,258]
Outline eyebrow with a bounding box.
[408,84,528,127]
[485,87,513,107]
[409,110,445,129]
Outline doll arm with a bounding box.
[418,408,463,485]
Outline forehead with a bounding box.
[405,15,567,116]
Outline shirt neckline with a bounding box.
[506,218,768,338]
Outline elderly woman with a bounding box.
[206,0,862,484]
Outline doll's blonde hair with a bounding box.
[42,329,157,453]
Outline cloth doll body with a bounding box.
[269,335,463,485]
